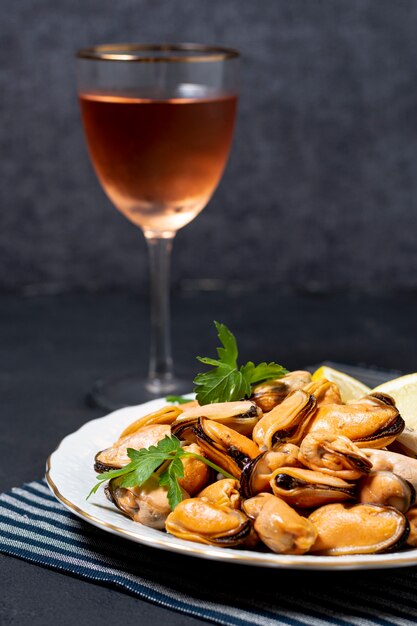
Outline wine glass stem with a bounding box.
[144,232,175,393]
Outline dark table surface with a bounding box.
[2,289,417,626]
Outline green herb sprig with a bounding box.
[87,435,234,510]
[165,395,190,405]
[193,321,288,405]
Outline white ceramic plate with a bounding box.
[46,397,417,570]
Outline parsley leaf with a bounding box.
[87,434,234,510]
[159,455,184,510]
[119,444,173,487]
[193,322,288,405]
[165,395,190,405]
[194,364,250,405]
[241,361,289,385]
[214,321,238,366]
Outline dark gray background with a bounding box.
[2,0,417,294]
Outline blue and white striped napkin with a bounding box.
[1,478,417,625]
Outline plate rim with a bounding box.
[45,399,417,571]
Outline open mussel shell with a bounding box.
[251,371,312,412]
[252,389,317,450]
[309,503,410,555]
[357,471,416,513]
[270,467,356,508]
[193,417,260,478]
[165,498,256,547]
[171,400,261,439]
[94,424,171,473]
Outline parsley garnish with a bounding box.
[87,435,234,510]
[165,395,190,404]
[193,321,288,405]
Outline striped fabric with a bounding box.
[1,478,417,626]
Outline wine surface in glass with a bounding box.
[79,87,237,233]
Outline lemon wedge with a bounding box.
[372,373,417,431]
[311,365,371,403]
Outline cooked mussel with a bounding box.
[252,370,312,412]
[165,498,257,547]
[390,427,417,459]
[193,417,260,478]
[95,424,171,472]
[357,471,415,513]
[242,494,317,554]
[363,448,417,491]
[308,393,404,449]
[309,503,409,555]
[118,406,182,439]
[303,379,342,407]
[240,444,301,498]
[105,475,188,529]
[299,432,372,480]
[170,418,198,443]
[198,478,241,510]
[178,443,211,496]
[252,389,317,450]
[171,401,261,438]
[270,467,356,508]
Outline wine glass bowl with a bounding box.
[77,44,239,409]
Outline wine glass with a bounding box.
[77,43,239,410]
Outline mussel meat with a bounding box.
[177,443,211,496]
[363,448,417,491]
[391,427,417,459]
[357,471,415,513]
[171,400,261,438]
[251,371,312,412]
[106,476,188,529]
[242,494,317,554]
[240,444,301,498]
[298,432,372,480]
[193,417,260,478]
[303,379,342,407]
[118,405,182,439]
[308,393,404,449]
[165,498,257,547]
[95,424,171,472]
[270,467,356,508]
[198,478,241,510]
[252,389,316,450]
[309,503,409,555]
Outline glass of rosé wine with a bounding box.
[77,43,239,409]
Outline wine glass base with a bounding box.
[86,374,193,412]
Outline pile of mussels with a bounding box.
[94,371,417,556]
